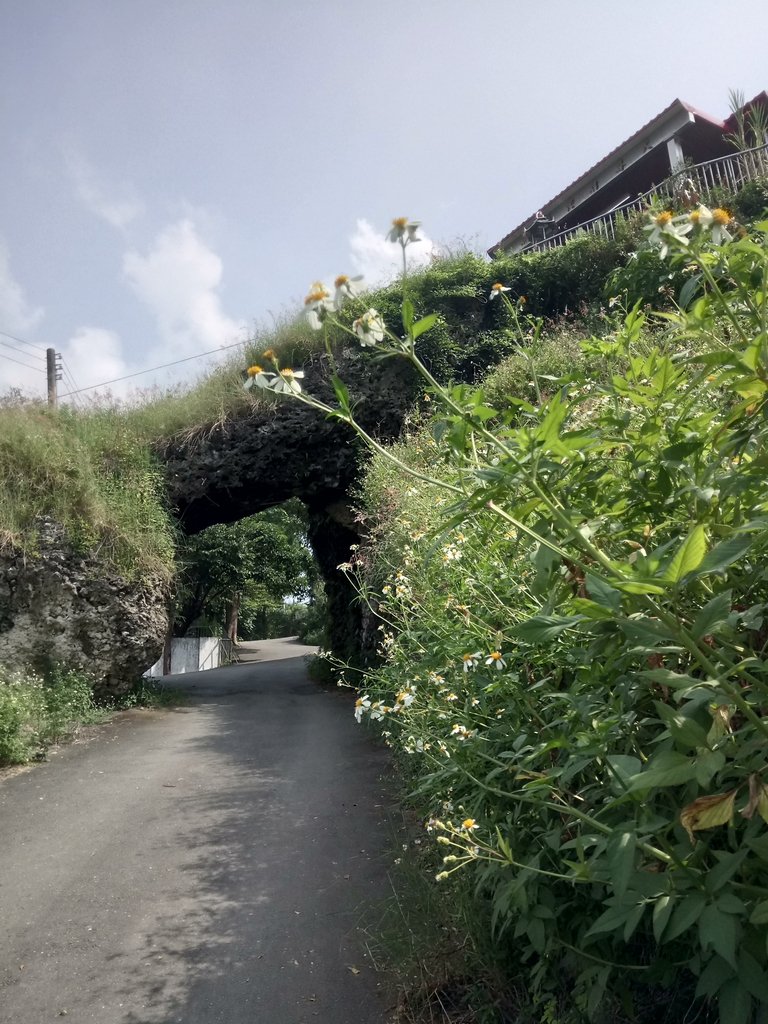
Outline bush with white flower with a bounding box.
[244,210,768,1023]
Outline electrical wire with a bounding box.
[58,337,249,397]
[0,328,47,353]
[0,350,44,373]
[59,360,82,408]
[0,337,44,360]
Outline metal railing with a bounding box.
[519,143,768,254]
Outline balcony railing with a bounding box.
[520,143,768,254]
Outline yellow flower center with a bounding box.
[281,368,295,379]
[334,274,349,288]
[489,651,502,661]
[713,208,731,225]
[246,364,263,376]
[462,818,476,830]
[689,210,701,224]
[462,653,473,661]
[491,282,505,292]
[392,216,409,229]
[655,211,673,227]
[262,348,276,360]
[305,288,329,305]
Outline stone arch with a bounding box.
[162,355,419,661]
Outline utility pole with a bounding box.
[46,348,60,408]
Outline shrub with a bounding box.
[0,664,100,764]
[262,215,768,1022]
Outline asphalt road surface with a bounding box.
[0,638,395,1023]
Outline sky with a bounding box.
[0,0,766,403]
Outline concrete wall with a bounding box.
[144,637,233,678]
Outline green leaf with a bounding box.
[737,950,768,1002]
[511,615,581,642]
[698,534,756,575]
[585,574,622,612]
[628,751,697,791]
[654,703,710,749]
[608,831,636,898]
[641,668,704,689]
[749,899,768,926]
[614,579,667,596]
[708,849,748,892]
[606,755,642,793]
[695,953,733,998]
[653,895,674,942]
[401,298,414,333]
[411,312,439,340]
[718,978,752,1024]
[570,598,614,621]
[699,905,738,968]
[691,591,732,639]
[584,902,630,939]
[665,524,707,582]
[679,273,702,310]
[623,902,645,942]
[331,374,351,413]
[664,893,706,942]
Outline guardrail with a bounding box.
[519,143,768,254]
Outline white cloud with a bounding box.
[67,151,144,231]
[60,327,128,399]
[349,218,436,287]
[0,241,46,397]
[0,242,45,336]
[123,219,246,363]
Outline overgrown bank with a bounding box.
[264,207,768,1022]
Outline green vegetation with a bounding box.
[0,401,175,578]
[0,663,186,767]
[269,210,768,1022]
[0,664,106,765]
[174,501,317,639]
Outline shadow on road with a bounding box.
[113,644,394,1024]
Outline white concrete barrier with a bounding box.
[144,637,234,678]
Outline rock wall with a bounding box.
[0,353,416,689]
[0,520,169,696]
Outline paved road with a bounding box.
[0,638,394,1023]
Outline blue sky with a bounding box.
[1,0,766,401]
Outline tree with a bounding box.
[173,502,316,639]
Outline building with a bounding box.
[489,93,768,256]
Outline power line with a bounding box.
[0,350,44,373]
[59,360,82,408]
[0,328,47,353]
[58,338,249,397]
[0,337,44,360]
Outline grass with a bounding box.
[0,664,107,765]
[361,804,518,1024]
[0,665,186,768]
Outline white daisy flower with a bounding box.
[333,274,364,310]
[386,217,421,245]
[354,695,371,723]
[244,364,273,390]
[352,309,386,347]
[462,652,481,673]
[485,651,506,671]
[644,210,692,257]
[489,282,511,300]
[304,281,333,330]
[269,368,305,394]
